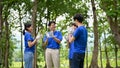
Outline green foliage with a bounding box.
[0,0,120,68]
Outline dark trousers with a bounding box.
[69,59,72,68]
[71,53,85,68]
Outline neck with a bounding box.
[77,23,83,27]
[50,28,55,31]
[26,30,31,33]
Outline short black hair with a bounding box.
[71,23,78,27]
[73,13,83,23]
[48,21,56,26]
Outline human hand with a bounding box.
[36,33,42,42]
[46,32,50,38]
[46,31,54,38]
[67,27,74,34]
[50,31,55,37]
[64,34,72,41]
[64,35,69,41]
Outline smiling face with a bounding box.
[49,23,56,31]
[71,23,78,31]
[72,25,77,30]
[27,25,33,33]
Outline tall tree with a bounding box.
[32,0,38,68]
[103,31,112,68]
[89,0,99,68]
[0,0,3,66]
[4,8,9,68]
[0,0,2,37]
[99,40,103,68]
[100,0,120,48]
[114,44,118,68]
[18,7,23,68]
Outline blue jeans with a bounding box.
[71,53,85,68]
[24,52,34,68]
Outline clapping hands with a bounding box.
[36,33,42,42]
[64,34,72,41]
[46,31,54,38]
[67,27,74,34]
[64,35,69,41]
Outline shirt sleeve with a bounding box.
[25,33,32,42]
[73,28,80,39]
[43,35,47,42]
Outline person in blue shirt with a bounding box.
[43,21,62,68]
[23,22,40,68]
[69,14,88,68]
[67,23,78,68]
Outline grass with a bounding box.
[10,51,120,68]
[10,58,120,68]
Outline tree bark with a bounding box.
[114,44,118,68]
[86,47,88,68]
[104,34,112,68]
[0,0,2,37]
[18,9,23,68]
[105,46,112,68]
[107,16,120,48]
[99,41,103,68]
[89,0,99,68]
[100,0,120,48]
[32,0,38,68]
[4,15,9,68]
[0,0,3,66]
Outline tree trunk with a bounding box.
[100,0,120,48]
[0,0,2,37]
[85,20,89,68]
[4,15,9,68]
[99,41,103,68]
[0,0,3,66]
[32,0,38,68]
[103,31,112,68]
[86,47,88,68]
[89,0,99,68]
[107,16,120,48]
[43,1,51,68]
[104,44,112,68]
[19,9,23,68]
[114,44,118,68]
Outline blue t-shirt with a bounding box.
[43,31,62,49]
[73,26,87,53]
[69,42,74,59]
[24,32,35,53]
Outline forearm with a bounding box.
[66,41,70,48]
[43,40,48,46]
[53,37,61,44]
[69,36,75,43]
[28,39,37,47]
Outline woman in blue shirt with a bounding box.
[67,23,77,68]
[23,23,39,68]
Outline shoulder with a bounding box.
[78,26,87,31]
[55,30,62,34]
[25,32,31,36]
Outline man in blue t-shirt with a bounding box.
[69,14,88,68]
[43,21,62,68]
